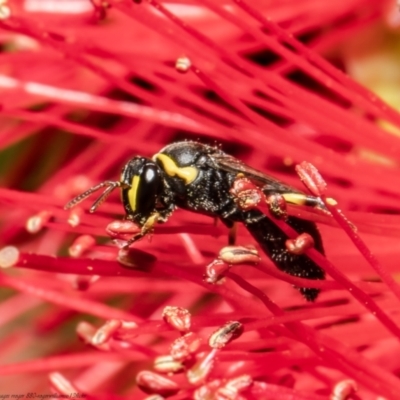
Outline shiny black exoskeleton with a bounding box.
[65,141,325,301]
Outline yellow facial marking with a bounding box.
[128,175,140,211]
[154,153,198,184]
[282,193,308,206]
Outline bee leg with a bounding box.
[228,223,237,245]
[218,217,237,245]
[123,212,160,248]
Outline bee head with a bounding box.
[64,157,164,233]
[120,157,163,226]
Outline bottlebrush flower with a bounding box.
[0,0,399,399]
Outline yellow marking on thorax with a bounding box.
[154,153,198,184]
[128,175,140,211]
[282,193,308,206]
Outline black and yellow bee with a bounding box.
[65,141,325,301]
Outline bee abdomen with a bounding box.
[243,210,325,301]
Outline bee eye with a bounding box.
[136,164,161,215]
[121,158,162,221]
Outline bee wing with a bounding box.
[210,151,333,222]
[210,152,301,195]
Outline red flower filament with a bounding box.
[0,0,399,399]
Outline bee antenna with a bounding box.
[64,181,122,212]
